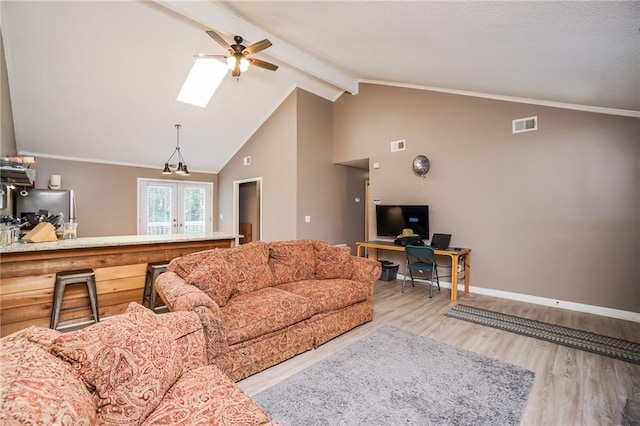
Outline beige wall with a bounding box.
[1,31,16,156]
[219,88,369,249]
[28,157,217,237]
[296,89,368,249]
[334,84,639,312]
[218,90,298,241]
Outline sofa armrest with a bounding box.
[350,256,382,285]
[156,272,229,362]
[156,311,207,371]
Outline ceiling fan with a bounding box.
[204,30,278,78]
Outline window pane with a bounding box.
[183,187,205,234]
[147,186,171,235]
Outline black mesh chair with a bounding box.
[403,245,440,298]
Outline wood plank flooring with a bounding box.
[237,280,640,426]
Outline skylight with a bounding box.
[176,57,228,107]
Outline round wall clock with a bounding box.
[412,155,430,178]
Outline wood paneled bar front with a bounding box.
[0,233,237,337]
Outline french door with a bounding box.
[138,179,212,235]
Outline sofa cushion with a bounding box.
[168,248,223,278]
[312,241,354,279]
[0,327,97,426]
[142,365,275,426]
[130,304,207,372]
[224,241,274,296]
[277,278,372,314]
[51,303,183,426]
[221,287,317,345]
[268,240,317,285]
[184,255,235,307]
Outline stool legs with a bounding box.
[86,276,100,324]
[50,283,66,329]
[149,271,158,311]
[142,262,168,311]
[50,270,99,330]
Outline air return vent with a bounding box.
[390,139,406,152]
[512,116,538,134]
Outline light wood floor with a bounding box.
[238,280,640,426]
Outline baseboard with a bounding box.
[396,274,640,323]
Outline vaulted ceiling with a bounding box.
[2,1,638,173]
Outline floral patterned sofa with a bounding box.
[0,302,277,426]
[157,239,382,382]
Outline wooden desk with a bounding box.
[356,240,471,301]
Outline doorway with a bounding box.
[233,177,262,244]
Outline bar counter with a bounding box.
[0,233,237,336]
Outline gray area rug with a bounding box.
[445,304,640,365]
[253,326,534,425]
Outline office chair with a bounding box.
[403,245,440,298]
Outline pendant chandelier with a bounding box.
[162,124,190,176]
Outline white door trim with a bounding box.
[232,177,263,244]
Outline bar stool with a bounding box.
[50,269,99,330]
[142,261,170,311]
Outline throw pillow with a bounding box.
[51,303,183,426]
[223,241,274,296]
[184,255,235,307]
[0,327,97,426]
[312,241,354,279]
[268,240,317,284]
[167,248,223,278]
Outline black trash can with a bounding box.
[379,260,399,281]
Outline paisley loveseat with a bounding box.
[157,239,382,382]
[0,303,276,426]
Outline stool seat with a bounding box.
[56,269,95,279]
[142,261,170,312]
[50,269,99,330]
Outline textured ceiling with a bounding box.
[223,1,640,110]
[2,1,638,174]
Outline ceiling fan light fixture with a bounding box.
[226,55,250,73]
[239,57,250,72]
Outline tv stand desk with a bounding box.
[356,240,471,301]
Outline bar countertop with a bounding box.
[0,232,239,254]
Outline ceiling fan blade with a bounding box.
[244,39,272,55]
[206,30,231,50]
[249,58,279,71]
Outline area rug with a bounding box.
[253,326,534,426]
[445,304,640,365]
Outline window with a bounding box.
[138,179,212,235]
[176,58,228,108]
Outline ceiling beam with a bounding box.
[155,0,359,94]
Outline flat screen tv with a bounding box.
[375,205,429,239]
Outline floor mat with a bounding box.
[445,304,640,364]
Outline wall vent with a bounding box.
[512,116,538,134]
[390,139,406,152]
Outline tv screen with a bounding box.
[375,205,429,239]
